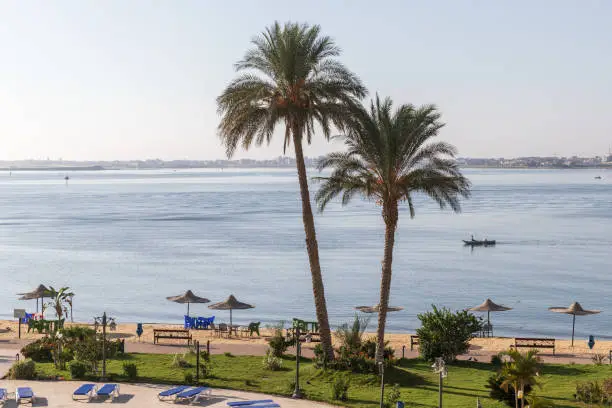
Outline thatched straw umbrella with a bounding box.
[355,305,404,313]
[469,298,512,327]
[208,294,254,328]
[548,302,601,346]
[18,284,54,316]
[166,290,210,315]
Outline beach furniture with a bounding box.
[215,323,230,338]
[16,387,35,404]
[72,383,97,401]
[227,400,280,407]
[227,399,274,406]
[157,385,190,400]
[0,388,7,404]
[95,383,120,400]
[174,387,211,403]
[153,328,192,345]
[410,335,419,351]
[511,338,555,355]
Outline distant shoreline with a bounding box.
[1,165,610,171]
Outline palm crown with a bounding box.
[217,21,366,156]
[315,96,471,218]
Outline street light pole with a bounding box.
[379,361,385,408]
[292,326,303,399]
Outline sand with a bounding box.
[0,380,337,407]
[2,320,610,365]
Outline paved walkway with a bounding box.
[0,381,337,407]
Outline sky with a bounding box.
[1,0,611,161]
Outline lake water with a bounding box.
[0,168,610,341]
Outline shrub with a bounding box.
[69,360,91,379]
[335,315,369,357]
[224,352,234,357]
[313,344,328,369]
[331,375,350,401]
[592,353,607,365]
[199,353,214,379]
[490,353,503,368]
[8,359,36,380]
[122,362,138,381]
[416,305,481,362]
[262,349,283,371]
[486,374,532,407]
[21,339,54,362]
[361,337,395,360]
[171,353,192,368]
[61,326,96,342]
[575,380,609,404]
[184,372,194,384]
[268,327,291,358]
[384,384,402,408]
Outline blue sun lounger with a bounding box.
[72,383,97,401]
[96,384,120,400]
[175,387,211,403]
[158,385,190,400]
[16,387,35,404]
[227,400,280,408]
[0,388,7,403]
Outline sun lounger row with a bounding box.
[0,385,278,406]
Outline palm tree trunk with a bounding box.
[376,201,398,364]
[292,132,334,361]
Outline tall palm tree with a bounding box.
[315,96,470,363]
[217,21,366,359]
[500,349,542,408]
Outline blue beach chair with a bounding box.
[0,388,7,403]
[157,385,190,400]
[95,383,120,400]
[72,383,97,401]
[175,387,211,403]
[227,400,280,407]
[16,387,36,404]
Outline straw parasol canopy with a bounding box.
[166,290,210,315]
[208,294,254,328]
[355,305,404,313]
[548,302,601,346]
[18,284,54,315]
[469,298,512,326]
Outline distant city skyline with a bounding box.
[2,1,611,160]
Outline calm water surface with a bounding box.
[0,168,610,340]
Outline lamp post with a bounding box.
[432,357,447,408]
[94,312,115,380]
[292,326,303,399]
[378,360,385,408]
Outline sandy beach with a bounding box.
[2,320,610,366]
[0,380,337,407]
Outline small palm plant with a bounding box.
[315,96,470,363]
[500,349,542,408]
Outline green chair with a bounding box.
[248,322,260,337]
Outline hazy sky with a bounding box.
[1,1,611,160]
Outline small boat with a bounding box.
[463,239,496,246]
[594,176,602,179]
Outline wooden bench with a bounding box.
[153,329,192,345]
[410,335,419,351]
[512,337,555,355]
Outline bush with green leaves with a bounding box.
[21,338,54,362]
[262,348,283,371]
[69,360,91,379]
[123,362,138,381]
[199,351,214,379]
[416,305,481,361]
[267,324,291,357]
[9,359,36,380]
[335,314,369,358]
[184,372,194,384]
[330,375,350,401]
[361,337,394,360]
[384,384,402,408]
[574,380,609,404]
[61,326,96,342]
[171,353,192,368]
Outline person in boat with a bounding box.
[471,234,474,241]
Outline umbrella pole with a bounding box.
[571,314,576,347]
[230,308,233,337]
[187,303,190,316]
[488,311,490,326]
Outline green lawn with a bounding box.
[35,353,611,407]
